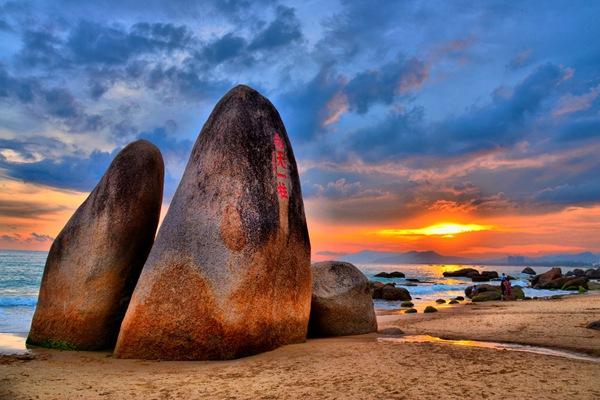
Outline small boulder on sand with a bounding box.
[586,321,600,331]
[378,327,404,335]
[309,261,377,337]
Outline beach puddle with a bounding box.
[379,335,600,363]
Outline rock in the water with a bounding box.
[27,140,164,350]
[405,308,417,314]
[114,86,311,360]
[405,278,420,282]
[448,299,459,304]
[521,267,536,275]
[435,299,446,304]
[442,268,479,278]
[424,306,438,313]
[532,267,562,288]
[374,284,412,301]
[454,296,465,301]
[566,268,585,277]
[378,327,404,335]
[586,321,600,330]
[374,271,405,278]
[584,268,600,279]
[401,301,414,307]
[308,261,377,337]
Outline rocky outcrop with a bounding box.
[373,284,412,301]
[442,268,479,278]
[521,267,536,275]
[114,85,311,360]
[585,268,600,279]
[28,140,164,350]
[465,284,525,301]
[308,261,377,337]
[531,268,562,288]
[374,271,405,278]
[471,271,499,282]
[566,268,585,277]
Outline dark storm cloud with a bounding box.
[248,5,302,51]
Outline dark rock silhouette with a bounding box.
[370,282,411,301]
[114,85,311,360]
[442,268,479,278]
[522,267,536,275]
[308,261,377,337]
[532,267,562,288]
[27,140,164,350]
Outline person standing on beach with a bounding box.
[504,277,513,301]
[500,273,507,300]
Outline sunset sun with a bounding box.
[378,223,494,238]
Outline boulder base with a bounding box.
[27,140,164,350]
[309,261,377,337]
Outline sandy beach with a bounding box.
[1,294,599,400]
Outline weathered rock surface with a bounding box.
[28,140,164,350]
[114,85,311,360]
[532,267,562,288]
[565,268,585,277]
[521,267,536,275]
[308,261,377,337]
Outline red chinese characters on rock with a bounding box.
[273,132,289,200]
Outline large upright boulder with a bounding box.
[309,261,377,337]
[114,85,311,360]
[27,140,164,350]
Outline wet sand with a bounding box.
[1,294,599,400]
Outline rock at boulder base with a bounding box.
[472,291,501,302]
[308,261,377,337]
[114,86,311,361]
[27,140,164,350]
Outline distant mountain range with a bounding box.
[339,250,600,267]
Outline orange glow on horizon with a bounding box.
[378,222,494,238]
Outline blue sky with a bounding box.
[1,0,600,256]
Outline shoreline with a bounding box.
[1,293,599,399]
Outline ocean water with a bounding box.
[0,250,587,333]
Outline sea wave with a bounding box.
[0,296,38,307]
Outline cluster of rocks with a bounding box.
[465,284,525,302]
[566,267,600,279]
[531,268,589,290]
[442,268,503,282]
[28,85,377,360]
